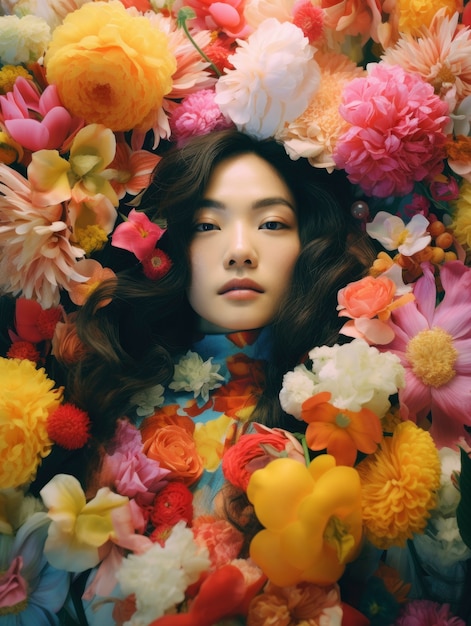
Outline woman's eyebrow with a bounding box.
[196,197,295,210]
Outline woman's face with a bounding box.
[188,153,301,333]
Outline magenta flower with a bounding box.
[333,64,450,198]
[394,599,465,626]
[0,77,83,152]
[111,209,165,261]
[380,261,471,448]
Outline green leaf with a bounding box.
[456,447,471,549]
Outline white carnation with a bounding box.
[169,351,224,401]
[279,365,316,419]
[306,339,405,416]
[0,14,51,64]
[215,18,320,139]
[131,384,165,418]
[117,522,210,625]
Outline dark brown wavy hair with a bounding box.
[63,129,374,441]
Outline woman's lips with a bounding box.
[218,279,264,299]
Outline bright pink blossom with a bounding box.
[394,599,465,626]
[334,64,449,198]
[0,77,83,152]
[173,0,250,38]
[379,261,471,447]
[111,209,165,261]
[170,89,233,148]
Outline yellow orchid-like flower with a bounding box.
[27,124,119,208]
[40,473,128,572]
[247,455,363,587]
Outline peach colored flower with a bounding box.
[192,517,244,568]
[109,140,161,200]
[215,18,319,139]
[279,52,364,169]
[381,9,471,104]
[334,63,449,198]
[320,0,383,45]
[338,275,397,320]
[67,259,116,307]
[67,194,117,256]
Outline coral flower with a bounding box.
[381,10,471,104]
[111,209,166,262]
[380,261,471,447]
[357,420,441,549]
[67,259,116,307]
[109,141,161,199]
[301,391,383,466]
[334,63,449,198]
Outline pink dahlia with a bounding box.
[379,261,471,448]
[333,63,450,198]
[394,599,465,626]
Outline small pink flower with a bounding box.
[111,209,165,261]
[334,64,449,198]
[292,0,324,43]
[403,193,431,219]
[394,599,465,626]
[430,176,461,203]
[170,89,233,148]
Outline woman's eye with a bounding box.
[194,223,219,232]
[260,221,286,230]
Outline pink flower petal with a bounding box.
[41,107,73,150]
[5,118,50,152]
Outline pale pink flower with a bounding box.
[379,261,471,448]
[0,77,83,152]
[366,212,431,256]
[278,51,364,170]
[244,0,295,29]
[394,599,465,626]
[111,209,165,262]
[334,63,450,198]
[321,0,383,45]
[215,18,319,139]
[170,89,233,147]
[381,10,471,105]
[0,164,85,308]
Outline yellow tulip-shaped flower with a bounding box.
[247,455,363,587]
[40,473,128,572]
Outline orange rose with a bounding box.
[337,275,396,320]
[141,419,203,486]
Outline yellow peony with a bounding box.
[357,421,441,549]
[44,1,176,132]
[0,357,63,489]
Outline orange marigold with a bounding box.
[357,421,441,549]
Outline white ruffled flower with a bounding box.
[436,447,462,517]
[117,521,210,625]
[306,339,405,416]
[279,364,317,419]
[215,18,320,139]
[169,351,224,402]
[131,384,165,418]
[0,14,51,64]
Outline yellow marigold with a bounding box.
[396,0,461,38]
[44,1,176,132]
[357,421,441,550]
[451,180,471,251]
[0,357,63,489]
[0,64,31,94]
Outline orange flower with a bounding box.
[301,391,383,467]
[109,141,161,200]
[141,408,203,485]
[67,259,116,307]
[337,275,397,321]
[212,354,265,420]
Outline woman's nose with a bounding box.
[223,224,258,268]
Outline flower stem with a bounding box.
[177,8,222,77]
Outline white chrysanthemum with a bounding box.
[279,365,317,419]
[116,522,210,624]
[215,18,320,139]
[169,350,224,402]
[306,339,405,416]
[0,14,51,64]
[414,516,471,568]
[131,384,165,418]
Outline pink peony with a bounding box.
[379,261,471,448]
[334,63,450,198]
[170,89,233,147]
[394,600,465,626]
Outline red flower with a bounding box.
[141,248,172,280]
[7,340,41,363]
[150,482,193,528]
[47,403,91,450]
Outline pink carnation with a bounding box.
[193,518,244,568]
[170,89,233,148]
[334,64,449,198]
[394,600,465,626]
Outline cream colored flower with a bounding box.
[244,0,295,29]
[169,350,224,402]
[0,14,51,64]
[215,18,319,139]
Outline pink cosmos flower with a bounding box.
[0,77,83,152]
[379,261,471,448]
[334,63,450,198]
[394,599,465,626]
[111,209,165,262]
[170,89,233,147]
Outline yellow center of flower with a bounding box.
[406,327,458,387]
[75,225,108,255]
[335,412,351,428]
[324,515,355,563]
[0,599,28,615]
[432,65,456,95]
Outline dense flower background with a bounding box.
[2,0,471,624]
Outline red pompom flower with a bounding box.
[150,482,193,528]
[47,403,91,450]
